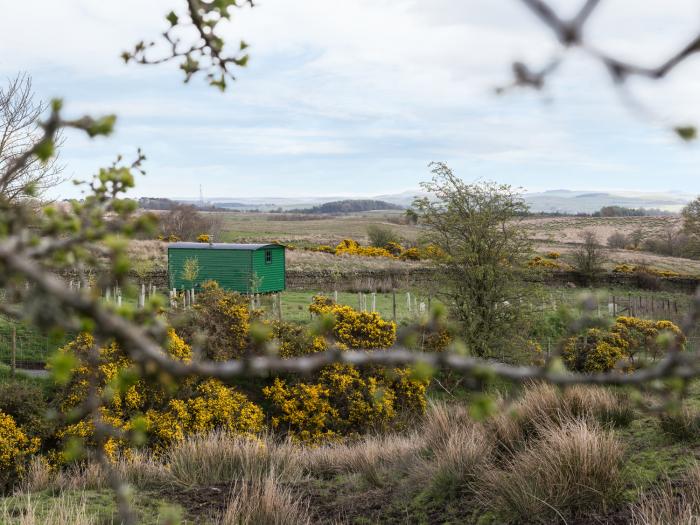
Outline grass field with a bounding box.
[127,212,700,276]
[4,380,700,523]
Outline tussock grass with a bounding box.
[217,473,312,525]
[301,433,422,486]
[22,452,169,493]
[658,406,700,441]
[483,419,625,523]
[421,425,493,499]
[421,401,472,452]
[488,383,633,455]
[630,463,700,525]
[1,493,98,525]
[167,431,302,486]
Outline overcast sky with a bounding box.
[2,0,700,199]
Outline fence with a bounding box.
[0,322,74,371]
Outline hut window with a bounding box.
[265,250,272,264]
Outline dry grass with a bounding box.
[216,473,312,525]
[420,425,493,498]
[301,433,422,486]
[658,405,700,441]
[483,419,626,523]
[630,463,700,525]
[0,493,98,525]
[167,431,302,486]
[488,383,634,455]
[21,452,170,494]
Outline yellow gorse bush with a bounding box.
[197,233,212,243]
[53,328,263,460]
[309,295,396,349]
[145,379,264,452]
[613,264,682,278]
[264,298,427,443]
[0,410,40,487]
[264,364,427,443]
[563,316,685,373]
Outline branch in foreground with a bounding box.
[1,239,699,388]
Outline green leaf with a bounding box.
[47,351,77,386]
[86,115,117,137]
[34,139,55,162]
[409,361,435,382]
[469,393,496,421]
[166,10,179,26]
[674,126,697,141]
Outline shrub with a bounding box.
[528,255,562,269]
[399,247,421,261]
[145,379,265,452]
[0,380,52,440]
[264,360,428,444]
[309,295,396,349]
[176,280,256,360]
[335,238,395,258]
[158,204,222,241]
[545,251,560,259]
[572,230,605,284]
[562,316,684,373]
[197,233,211,243]
[608,232,629,249]
[367,224,400,248]
[0,410,40,490]
[484,420,625,523]
[263,364,426,444]
[268,320,327,358]
[384,241,404,256]
[53,330,263,459]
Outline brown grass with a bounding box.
[167,431,302,486]
[483,419,626,523]
[488,383,633,455]
[301,433,422,486]
[216,473,313,525]
[630,463,700,525]
[1,493,98,525]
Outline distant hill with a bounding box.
[294,199,404,214]
[522,190,690,214]
[165,189,694,215]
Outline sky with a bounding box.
[1,0,700,200]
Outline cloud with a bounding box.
[3,0,700,199]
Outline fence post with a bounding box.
[407,292,411,314]
[392,291,397,322]
[333,290,338,303]
[371,292,376,312]
[276,293,282,321]
[11,325,16,377]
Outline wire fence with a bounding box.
[0,323,75,370]
[0,289,695,371]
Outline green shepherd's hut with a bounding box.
[167,242,285,294]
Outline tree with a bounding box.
[573,231,605,284]
[158,204,222,241]
[366,224,399,248]
[413,162,531,358]
[682,197,700,257]
[0,74,64,201]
